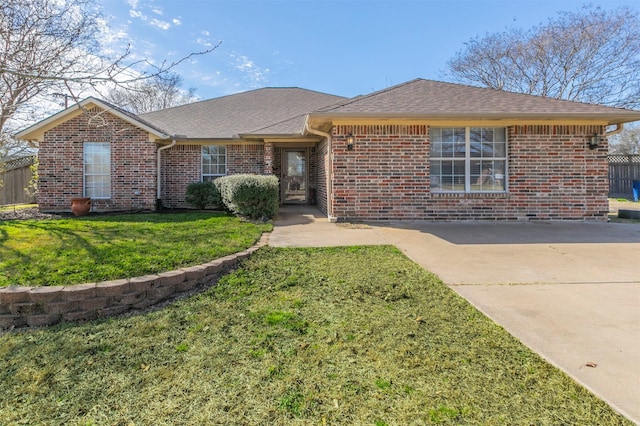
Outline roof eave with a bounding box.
[237,133,322,143]
[15,97,171,141]
[307,112,640,126]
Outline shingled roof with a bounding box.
[311,79,640,124]
[16,79,640,143]
[139,87,347,139]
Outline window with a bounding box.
[83,142,111,198]
[202,145,226,181]
[429,127,506,192]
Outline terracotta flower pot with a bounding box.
[71,197,92,216]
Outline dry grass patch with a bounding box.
[0,246,631,425]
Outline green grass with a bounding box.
[0,246,630,425]
[608,198,640,223]
[0,212,271,287]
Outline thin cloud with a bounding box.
[149,18,171,30]
[196,30,215,47]
[95,17,129,56]
[127,0,178,30]
[230,53,270,88]
[129,9,146,20]
[196,38,213,48]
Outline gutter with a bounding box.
[156,137,179,202]
[303,116,336,222]
[605,123,624,138]
[307,111,640,125]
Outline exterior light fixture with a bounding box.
[346,133,355,150]
[589,134,600,150]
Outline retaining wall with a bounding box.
[0,235,268,330]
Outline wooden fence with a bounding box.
[609,155,640,199]
[0,156,36,205]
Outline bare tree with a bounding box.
[105,73,198,114]
[445,5,640,109]
[1,0,218,139]
[609,124,640,155]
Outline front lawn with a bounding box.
[0,212,271,287]
[0,246,629,425]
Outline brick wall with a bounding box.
[40,112,607,220]
[161,144,266,208]
[161,145,200,208]
[330,124,608,221]
[228,144,265,175]
[39,107,157,212]
[273,147,283,201]
[316,139,329,215]
[309,146,317,201]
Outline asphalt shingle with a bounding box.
[139,87,347,138]
[318,78,636,116]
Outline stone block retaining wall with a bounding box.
[0,235,268,330]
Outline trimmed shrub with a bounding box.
[215,174,279,219]
[184,181,222,209]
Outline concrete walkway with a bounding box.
[270,206,640,424]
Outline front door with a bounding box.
[282,150,306,203]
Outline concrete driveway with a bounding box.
[270,206,640,424]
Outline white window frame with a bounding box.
[429,127,507,193]
[202,145,227,182]
[83,142,111,199]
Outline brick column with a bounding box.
[264,142,274,174]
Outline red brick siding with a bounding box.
[227,144,264,175]
[508,125,608,220]
[161,144,200,208]
[316,139,329,215]
[38,107,157,212]
[308,147,317,195]
[330,124,608,221]
[273,147,283,201]
[264,143,274,174]
[160,144,265,208]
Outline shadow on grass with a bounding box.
[0,211,262,287]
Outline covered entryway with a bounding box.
[270,143,319,207]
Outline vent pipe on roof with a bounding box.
[303,116,336,222]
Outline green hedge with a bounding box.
[215,174,279,219]
[184,181,222,209]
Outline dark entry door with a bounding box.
[282,150,306,203]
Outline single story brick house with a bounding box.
[16,79,640,221]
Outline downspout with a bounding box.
[156,137,177,208]
[304,116,336,222]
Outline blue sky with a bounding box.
[99,0,639,100]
